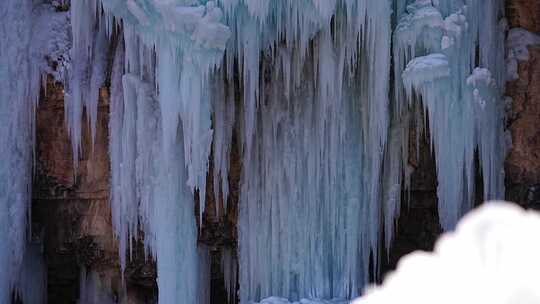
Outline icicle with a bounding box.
[381,119,409,254]
[467,68,506,202]
[109,37,130,274]
[212,71,236,213]
[222,247,238,303]
[69,0,97,166]
[402,53,469,229]
[467,0,507,89]
[88,23,109,145]
[16,244,47,304]
[150,119,202,304]
[78,269,115,304]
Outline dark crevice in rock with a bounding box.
[381,127,441,277]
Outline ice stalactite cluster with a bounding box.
[396,0,507,230]
[99,0,229,302]
[100,0,391,301]
[234,1,393,299]
[231,0,502,301]
[69,0,109,165]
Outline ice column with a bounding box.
[69,0,109,164]
[0,0,39,301]
[101,1,231,302]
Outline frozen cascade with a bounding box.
[95,0,231,226]
[100,0,394,300]
[109,38,211,303]
[229,1,394,301]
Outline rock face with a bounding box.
[505,0,540,208]
[32,0,540,302]
[33,78,157,303]
[33,78,119,303]
[33,75,233,302]
[381,129,441,275]
[507,0,540,31]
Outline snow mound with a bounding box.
[255,297,349,304]
[402,53,450,87]
[356,201,540,304]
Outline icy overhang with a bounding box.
[101,0,230,51]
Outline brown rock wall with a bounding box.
[33,78,127,303]
[505,0,540,207]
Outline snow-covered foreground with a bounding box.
[255,297,349,304]
[357,201,540,304]
[257,202,540,304]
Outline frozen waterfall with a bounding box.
[0,0,508,303]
